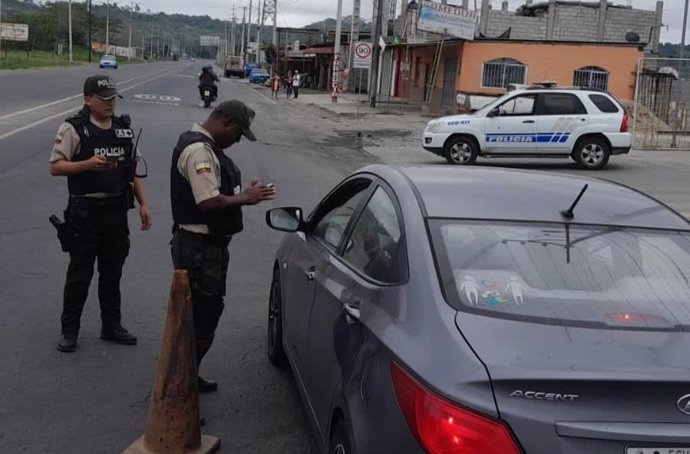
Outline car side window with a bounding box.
[536,93,587,115]
[342,187,405,283]
[312,182,371,251]
[497,95,536,116]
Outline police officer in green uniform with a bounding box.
[50,75,152,353]
[170,100,275,393]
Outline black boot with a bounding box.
[57,335,77,353]
[101,325,138,345]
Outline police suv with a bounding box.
[422,85,631,170]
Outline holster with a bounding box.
[49,214,75,253]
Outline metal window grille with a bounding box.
[482,59,527,88]
[573,67,609,90]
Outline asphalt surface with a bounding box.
[0,60,373,454]
[1,60,690,454]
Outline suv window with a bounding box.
[312,182,371,251]
[536,93,587,115]
[497,95,535,116]
[589,94,620,113]
[342,187,405,283]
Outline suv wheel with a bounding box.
[573,137,610,170]
[444,136,478,165]
[267,268,287,367]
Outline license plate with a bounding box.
[627,448,690,454]
[204,90,210,96]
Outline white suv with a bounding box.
[422,87,631,170]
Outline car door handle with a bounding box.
[522,120,535,124]
[305,266,317,281]
[343,301,361,324]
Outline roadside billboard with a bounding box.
[417,1,478,41]
[200,35,220,47]
[0,23,29,41]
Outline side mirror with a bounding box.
[266,207,304,232]
[487,107,500,118]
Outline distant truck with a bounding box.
[223,55,245,78]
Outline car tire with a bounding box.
[572,137,610,170]
[267,268,288,367]
[444,136,478,165]
[329,420,354,454]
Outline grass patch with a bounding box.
[0,48,142,70]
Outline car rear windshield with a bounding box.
[429,220,690,331]
[589,94,620,113]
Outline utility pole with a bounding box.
[128,2,134,61]
[349,0,361,92]
[88,0,92,62]
[0,0,3,56]
[68,0,73,63]
[106,0,110,54]
[248,0,253,63]
[230,6,236,56]
[369,0,384,108]
[241,6,247,59]
[332,0,343,102]
[672,0,689,148]
[272,0,277,47]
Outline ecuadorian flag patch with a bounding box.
[194,161,212,175]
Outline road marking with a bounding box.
[0,68,179,121]
[0,69,181,141]
[251,88,276,105]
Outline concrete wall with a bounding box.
[481,1,661,50]
[457,41,641,100]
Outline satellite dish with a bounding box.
[625,31,640,43]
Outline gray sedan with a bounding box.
[266,165,690,454]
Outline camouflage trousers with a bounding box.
[171,228,231,367]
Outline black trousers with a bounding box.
[61,197,130,338]
[171,229,231,367]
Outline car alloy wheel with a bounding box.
[267,268,287,367]
[574,137,610,170]
[444,136,478,165]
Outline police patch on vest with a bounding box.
[114,129,134,139]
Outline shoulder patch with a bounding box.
[194,161,212,175]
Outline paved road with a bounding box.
[0,61,375,454]
[1,61,690,454]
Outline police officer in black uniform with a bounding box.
[170,100,275,392]
[49,75,152,353]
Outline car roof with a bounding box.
[366,165,689,230]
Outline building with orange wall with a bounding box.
[402,38,643,114]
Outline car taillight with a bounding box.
[391,362,522,454]
[620,112,629,132]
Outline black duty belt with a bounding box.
[69,195,127,209]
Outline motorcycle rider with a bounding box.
[198,65,220,100]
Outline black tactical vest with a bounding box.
[170,131,243,237]
[66,107,135,196]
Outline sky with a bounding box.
[132,0,682,43]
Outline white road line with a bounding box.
[0,68,181,141]
[0,68,178,121]
[251,88,277,105]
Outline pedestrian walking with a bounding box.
[285,70,293,99]
[292,70,301,99]
[50,74,152,353]
[169,100,275,393]
[271,72,281,100]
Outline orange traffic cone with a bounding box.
[123,270,220,454]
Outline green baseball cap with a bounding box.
[214,100,257,142]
